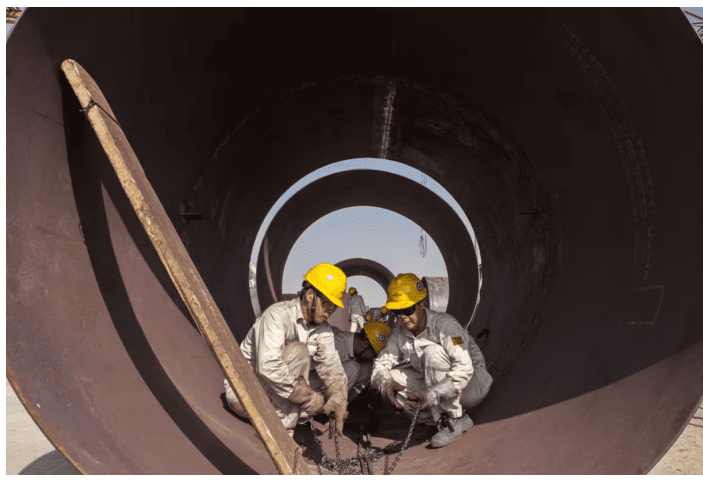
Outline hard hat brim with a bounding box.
[330,296,344,308]
[385,300,418,310]
[385,273,427,311]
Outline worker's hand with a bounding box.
[405,388,439,412]
[322,397,347,435]
[322,380,348,435]
[302,391,325,416]
[289,377,324,415]
[382,380,405,410]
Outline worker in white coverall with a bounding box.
[224,263,349,437]
[348,287,368,333]
[309,321,392,403]
[370,273,493,448]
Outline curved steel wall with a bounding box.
[6,7,703,474]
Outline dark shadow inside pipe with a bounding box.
[61,79,194,328]
[61,80,256,475]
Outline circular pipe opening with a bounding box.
[249,160,478,319]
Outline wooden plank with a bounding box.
[60,59,313,475]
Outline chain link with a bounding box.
[307,410,419,475]
[383,409,419,475]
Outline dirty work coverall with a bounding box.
[370,308,493,425]
[224,298,347,431]
[348,294,368,333]
[309,326,372,403]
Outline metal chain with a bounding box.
[383,409,419,475]
[309,417,361,474]
[357,433,367,475]
[310,412,419,475]
[358,425,382,475]
[307,410,418,475]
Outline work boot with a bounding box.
[429,412,473,448]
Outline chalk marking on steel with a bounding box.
[616,284,666,326]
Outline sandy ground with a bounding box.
[647,403,703,475]
[6,379,80,475]
[5,378,702,475]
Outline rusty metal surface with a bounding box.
[6,7,703,475]
[60,58,311,475]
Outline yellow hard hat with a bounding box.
[348,287,357,296]
[363,321,392,353]
[303,263,347,308]
[385,273,427,310]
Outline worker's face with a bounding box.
[304,290,334,324]
[398,302,425,333]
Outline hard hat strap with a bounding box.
[309,290,317,326]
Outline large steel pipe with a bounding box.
[334,259,395,292]
[7,7,703,474]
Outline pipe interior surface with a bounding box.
[6,7,703,475]
[334,258,396,293]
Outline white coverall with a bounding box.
[370,308,493,424]
[348,294,368,333]
[309,326,372,403]
[225,298,347,431]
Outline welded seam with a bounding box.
[379,80,397,159]
[557,19,656,285]
[617,285,667,326]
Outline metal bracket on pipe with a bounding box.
[60,59,313,475]
[422,276,449,313]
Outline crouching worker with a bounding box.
[224,263,349,437]
[370,273,493,448]
[309,321,392,404]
